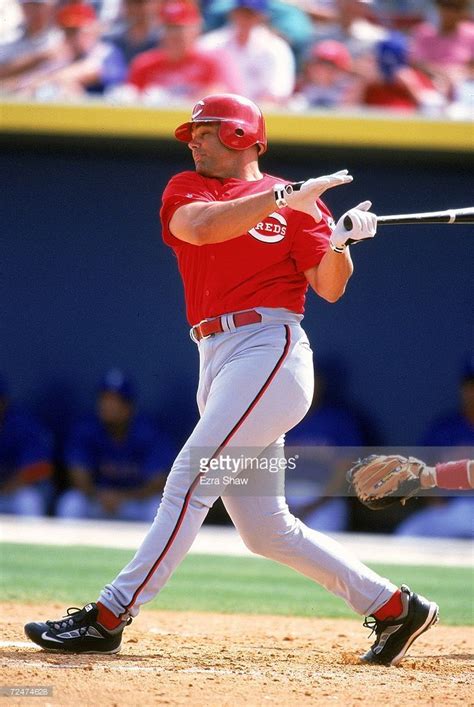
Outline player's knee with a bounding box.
[240,514,300,558]
[239,531,269,556]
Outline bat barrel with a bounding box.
[343,207,474,230]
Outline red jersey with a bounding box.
[160,171,333,325]
[128,48,235,97]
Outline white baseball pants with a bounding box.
[99,308,396,619]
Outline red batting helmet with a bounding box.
[174,93,267,154]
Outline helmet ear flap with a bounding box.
[218,121,262,151]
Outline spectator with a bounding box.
[12,2,127,98]
[201,0,315,66]
[448,54,474,117]
[284,368,365,532]
[199,0,295,105]
[316,0,388,57]
[409,0,474,99]
[0,0,23,45]
[372,0,430,31]
[291,39,358,109]
[105,0,162,65]
[0,0,63,87]
[56,369,174,521]
[0,375,54,516]
[395,355,474,538]
[357,32,445,113]
[126,0,240,104]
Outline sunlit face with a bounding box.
[231,7,263,31]
[162,23,199,58]
[188,123,242,178]
[124,0,158,22]
[64,23,99,57]
[306,59,344,87]
[22,1,52,34]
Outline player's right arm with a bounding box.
[169,191,277,245]
[168,171,353,246]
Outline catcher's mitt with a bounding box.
[347,454,426,510]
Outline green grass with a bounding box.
[1,543,472,625]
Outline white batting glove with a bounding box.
[329,200,377,252]
[273,170,353,222]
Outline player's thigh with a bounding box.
[195,324,313,449]
[162,324,313,504]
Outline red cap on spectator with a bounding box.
[160,0,201,25]
[310,41,352,71]
[57,3,97,29]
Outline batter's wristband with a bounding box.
[435,459,472,490]
[273,182,304,209]
[329,240,347,254]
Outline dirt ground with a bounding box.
[1,602,472,706]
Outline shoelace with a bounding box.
[46,607,84,631]
[362,617,379,638]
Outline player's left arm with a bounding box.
[304,248,353,303]
[304,200,377,302]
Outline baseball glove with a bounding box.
[347,454,426,510]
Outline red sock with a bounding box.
[96,601,122,630]
[373,590,403,621]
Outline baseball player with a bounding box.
[25,94,439,666]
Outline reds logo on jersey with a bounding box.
[248,212,287,243]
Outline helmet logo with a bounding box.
[192,101,205,119]
[248,212,287,243]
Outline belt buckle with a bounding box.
[194,318,215,341]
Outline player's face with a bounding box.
[188,123,241,179]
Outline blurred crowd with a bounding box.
[0,0,473,118]
[1,356,473,537]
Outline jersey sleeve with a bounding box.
[290,201,334,272]
[160,172,217,247]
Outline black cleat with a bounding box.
[24,603,130,654]
[361,585,439,666]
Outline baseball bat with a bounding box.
[344,207,474,231]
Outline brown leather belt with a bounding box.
[191,309,262,342]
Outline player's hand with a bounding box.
[330,201,377,250]
[275,170,353,222]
